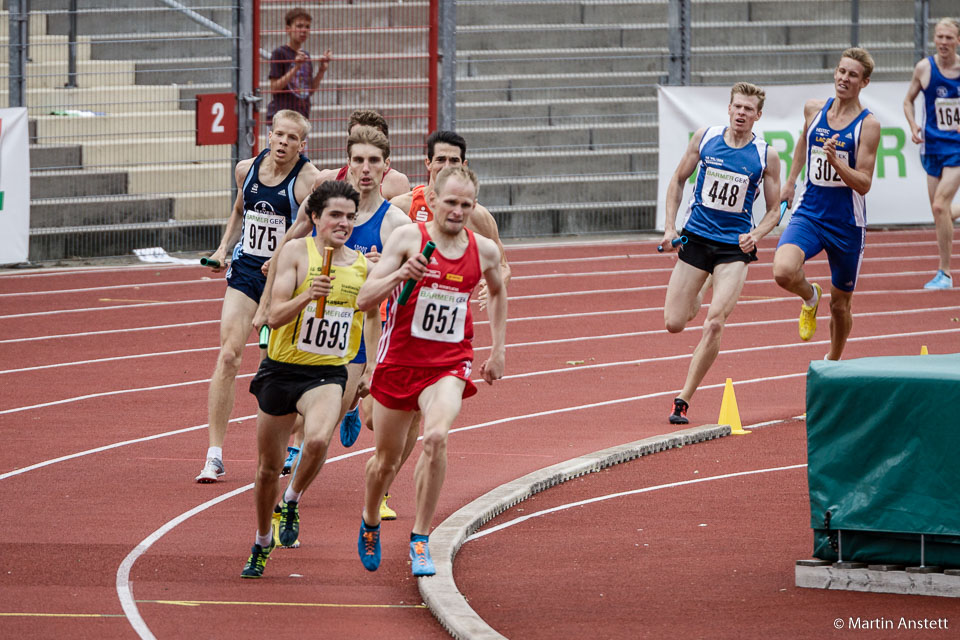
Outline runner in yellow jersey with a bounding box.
[241,180,379,578]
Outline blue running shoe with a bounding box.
[924,270,953,290]
[358,520,381,571]
[410,535,435,577]
[281,446,299,476]
[339,406,362,447]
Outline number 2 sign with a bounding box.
[196,93,237,145]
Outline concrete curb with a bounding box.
[419,424,731,639]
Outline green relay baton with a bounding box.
[397,241,436,305]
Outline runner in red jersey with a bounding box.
[354,166,507,577]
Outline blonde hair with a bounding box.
[839,47,875,79]
[435,165,479,200]
[272,109,310,139]
[729,81,766,112]
[347,125,390,160]
[935,17,960,36]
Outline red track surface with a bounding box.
[1,230,958,639]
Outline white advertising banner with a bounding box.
[0,107,30,264]
[656,82,931,230]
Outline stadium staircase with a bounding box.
[1,1,954,258]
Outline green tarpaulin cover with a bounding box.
[806,354,960,566]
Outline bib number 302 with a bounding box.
[809,146,848,188]
[411,288,468,343]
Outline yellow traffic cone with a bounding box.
[920,345,929,355]
[718,378,750,435]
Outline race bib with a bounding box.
[243,209,285,258]
[411,287,468,343]
[809,146,849,188]
[934,97,960,132]
[700,166,749,213]
[297,303,354,357]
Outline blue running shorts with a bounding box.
[778,214,865,292]
[920,152,960,178]
[226,257,267,304]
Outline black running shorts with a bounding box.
[249,358,347,416]
[677,228,757,274]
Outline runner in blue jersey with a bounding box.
[903,17,960,289]
[661,82,782,425]
[195,110,321,483]
[775,48,881,361]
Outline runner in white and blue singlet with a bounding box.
[903,17,960,290]
[775,48,881,361]
[683,126,769,244]
[661,82,782,426]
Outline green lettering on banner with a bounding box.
[764,130,794,178]
[876,127,906,179]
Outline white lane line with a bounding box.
[0,278,217,298]
[0,374,252,416]
[4,325,959,415]
[0,415,255,481]
[505,269,956,301]
[7,304,958,376]
[0,319,219,346]
[465,463,808,542]
[112,370,811,638]
[507,250,954,270]
[0,345,225,375]
[6,372,799,484]
[0,297,222,320]
[117,483,252,640]
[0,246,960,306]
[6,257,958,324]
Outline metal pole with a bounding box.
[8,0,27,107]
[428,0,439,132]
[438,0,457,131]
[914,0,929,62]
[237,1,255,167]
[667,0,690,86]
[66,0,78,88]
[850,0,859,47]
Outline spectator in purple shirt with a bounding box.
[266,7,333,124]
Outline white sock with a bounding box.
[255,530,273,547]
[803,287,819,308]
[206,446,222,461]
[284,486,302,504]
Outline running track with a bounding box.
[0,230,958,639]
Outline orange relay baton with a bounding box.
[315,246,334,319]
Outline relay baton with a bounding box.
[397,241,436,305]
[314,246,334,319]
[258,325,270,349]
[657,235,688,253]
[200,257,220,268]
[778,200,788,225]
